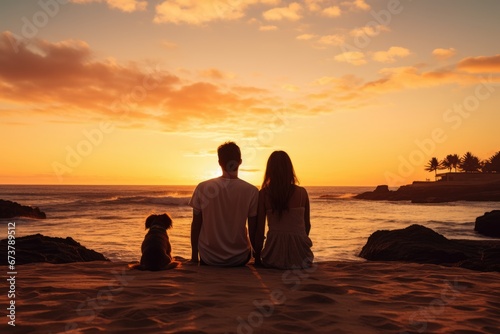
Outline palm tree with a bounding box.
[482,159,492,172]
[449,154,460,172]
[488,151,500,172]
[483,151,500,172]
[441,157,452,172]
[441,154,460,172]
[459,152,481,172]
[425,157,441,179]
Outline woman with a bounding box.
[253,151,313,269]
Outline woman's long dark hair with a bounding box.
[261,151,298,217]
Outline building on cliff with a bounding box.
[435,172,500,184]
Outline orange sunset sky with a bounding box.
[1,0,499,186]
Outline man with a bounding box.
[189,142,259,266]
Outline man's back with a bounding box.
[190,177,258,266]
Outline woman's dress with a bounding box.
[261,207,314,269]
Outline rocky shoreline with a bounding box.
[355,181,500,203]
[359,224,500,272]
[0,234,109,265]
[0,199,46,219]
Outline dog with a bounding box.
[131,213,179,271]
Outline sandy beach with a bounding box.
[2,259,499,333]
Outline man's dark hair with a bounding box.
[218,142,241,172]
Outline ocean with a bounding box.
[1,185,499,263]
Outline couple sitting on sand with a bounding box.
[189,142,314,269]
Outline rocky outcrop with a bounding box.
[0,234,109,265]
[359,224,500,272]
[355,182,500,203]
[0,199,46,219]
[475,210,500,238]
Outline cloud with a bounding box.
[70,0,147,12]
[301,24,389,52]
[281,84,300,92]
[457,54,500,73]
[309,60,500,108]
[342,0,370,11]
[372,46,411,63]
[432,48,457,60]
[0,31,281,132]
[155,1,243,25]
[296,33,316,40]
[350,24,390,37]
[154,0,279,25]
[304,0,323,12]
[3,31,497,138]
[322,6,341,17]
[306,0,369,14]
[360,66,488,93]
[333,51,366,66]
[184,150,217,157]
[316,34,345,47]
[259,25,278,31]
[311,75,364,92]
[310,75,365,106]
[199,68,236,80]
[247,17,260,25]
[263,2,302,21]
[312,76,339,86]
[239,168,261,173]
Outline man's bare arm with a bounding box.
[191,209,203,262]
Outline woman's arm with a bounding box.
[253,190,267,264]
[303,188,311,236]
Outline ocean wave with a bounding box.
[105,195,190,206]
[316,193,357,200]
[96,215,125,220]
[66,195,191,207]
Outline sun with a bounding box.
[205,168,222,180]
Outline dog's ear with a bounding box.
[145,214,157,230]
[160,213,173,230]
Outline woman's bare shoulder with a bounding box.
[295,185,308,195]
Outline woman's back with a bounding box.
[266,207,306,234]
[261,186,313,269]
[254,150,314,269]
[263,185,310,231]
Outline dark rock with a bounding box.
[355,181,500,203]
[355,185,397,200]
[359,224,500,272]
[475,210,500,238]
[0,234,109,265]
[374,185,390,193]
[0,199,46,219]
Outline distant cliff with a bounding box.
[0,199,46,219]
[355,181,500,203]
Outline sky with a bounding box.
[0,0,499,186]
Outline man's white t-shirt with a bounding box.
[189,177,259,266]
